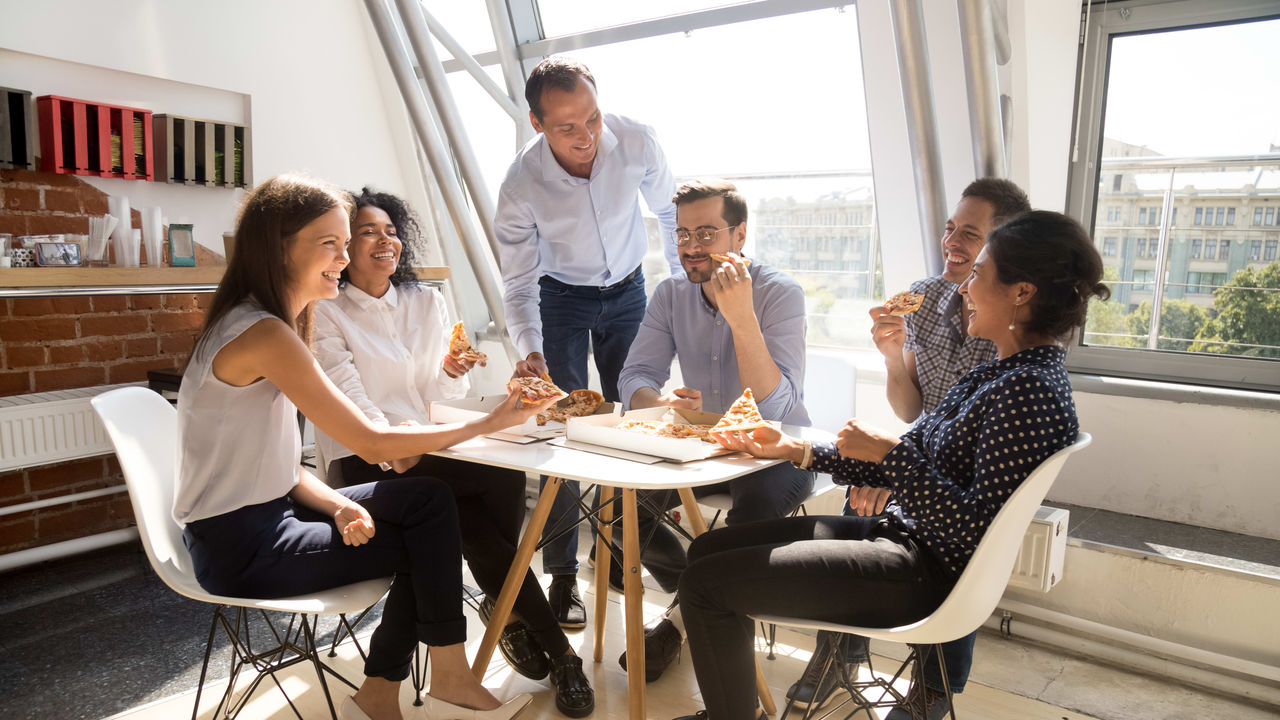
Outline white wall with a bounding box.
[0,0,427,252]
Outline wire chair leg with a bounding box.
[190,607,223,720]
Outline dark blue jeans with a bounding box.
[536,268,647,575]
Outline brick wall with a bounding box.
[0,169,220,557]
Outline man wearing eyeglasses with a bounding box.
[612,179,814,682]
[495,56,679,631]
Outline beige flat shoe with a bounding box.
[422,692,532,720]
[340,696,373,720]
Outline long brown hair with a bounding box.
[196,174,352,353]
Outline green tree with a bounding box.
[1084,267,1138,347]
[1126,299,1209,351]
[1188,262,1280,358]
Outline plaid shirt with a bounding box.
[903,275,998,415]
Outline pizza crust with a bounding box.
[711,388,769,433]
[448,321,488,364]
[708,253,752,266]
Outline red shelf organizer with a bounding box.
[36,95,154,181]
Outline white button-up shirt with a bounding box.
[313,282,468,465]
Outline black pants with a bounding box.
[341,455,570,658]
[183,477,464,682]
[619,463,815,592]
[679,515,954,720]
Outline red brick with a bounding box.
[36,502,120,541]
[33,365,105,392]
[78,188,109,216]
[25,214,87,236]
[159,332,196,356]
[5,344,46,368]
[0,516,37,552]
[83,339,124,362]
[43,188,80,213]
[0,470,27,501]
[51,296,93,314]
[129,295,163,311]
[80,314,147,337]
[0,370,31,396]
[152,311,203,332]
[125,336,158,358]
[196,293,213,309]
[12,170,82,188]
[49,344,86,364]
[0,317,78,341]
[0,300,8,317]
[92,296,129,313]
[0,214,30,235]
[27,458,107,493]
[107,358,166,384]
[9,297,56,316]
[4,188,40,211]
[163,293,200,310]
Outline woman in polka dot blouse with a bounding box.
[669,210,1110,720]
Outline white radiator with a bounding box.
[0,383,139,473]
[1008,505,1070,592]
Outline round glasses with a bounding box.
[669,224,738,247]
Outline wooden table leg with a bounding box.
[471,475,563,678]
[593,484,615,663]
[676,488,778,716]
[622,488,645,720]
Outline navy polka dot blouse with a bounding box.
[811,345,1078,578]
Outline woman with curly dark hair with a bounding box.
[313,188,595,718]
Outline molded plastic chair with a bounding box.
[92,386,392,720]
[752,432,1092,720]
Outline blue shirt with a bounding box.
[617,262,811,426]
[904,275,998,415]
[810,346,1077,577]
[495,113,678,358]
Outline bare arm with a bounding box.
[870,305,923,423]
[630,385,701,411]
[712,258,782,400]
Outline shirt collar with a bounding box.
[537,118,619,182]
[344,281,399,310]
[978,344,1066,376]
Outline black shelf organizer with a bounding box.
[154,114,251,188]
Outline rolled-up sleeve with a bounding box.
[496,178,544,359]
[753,281,808,425]
[618,282,678,410]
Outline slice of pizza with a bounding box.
[448,321,488,364]
[708,252,752,267]
[883,291,926,316]
[662,423,717,443]
[711,388,771,433]
[537,388,605,426]
[507,376,568,406]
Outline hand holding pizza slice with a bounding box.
[711,388,771,433]
[536,388,606,426]
[883,291,925,316]
[448,321,488,364]
[507,375,569,407]
[708,252,751,267]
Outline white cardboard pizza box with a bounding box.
[566,406,739,463]
[429,396,617,442]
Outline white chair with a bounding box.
[752,432,1092,720]
[92,386,392,720]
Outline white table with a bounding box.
[432,433,793,720]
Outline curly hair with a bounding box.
[343,187,421,287]
[985,210,1111,340]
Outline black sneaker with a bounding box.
[478,597,551,680]
[587,544,628,593]
[618,617,682,682]
[548,574,587,630]
[786,632,866,709]
[548,654,594,718]
[884,681,952,720]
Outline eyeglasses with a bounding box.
[669,224,738,247]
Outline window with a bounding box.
[1070,3,1280,387]
[1103,237,1117,256]
[1266,240,1278,261]
[1138,208,1147,225]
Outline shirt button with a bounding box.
[712,355,718,361]
[716,320,722,326]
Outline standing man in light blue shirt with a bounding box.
[613,179,815,682]
[495,56,678,629]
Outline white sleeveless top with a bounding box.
[174,302,301,525]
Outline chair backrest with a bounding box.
[889,431,1092,643]
[92,386,213,602]
[802,348,856,430]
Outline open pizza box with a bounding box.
[566,406,747,463]
[429,395,618,442]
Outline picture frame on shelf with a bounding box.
[35,241,82,267]
[168,223,196,266]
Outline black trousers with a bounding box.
[341,455,570,658]
[678,515,954,720]
[183,477,464,682]
[618,463,815,592]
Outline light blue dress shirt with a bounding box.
[495,113,678,358]
[617,262,811,426]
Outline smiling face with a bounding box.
[958,247,1022,348]
[531,77,603,177]
[677,196,746,283]
[941,196,998,284]
[284,205,350,309]
[346,205,401,297]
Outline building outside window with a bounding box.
[1254,207,1264,225]
[1268,207,1276,225]
[1220,239,1232,259]
[1250,240,1262,260]
[1195,207,1203,225]
[1104,237,1117,256]
[1191,238,1202,258]
[1265,239,1278,261]
[1227,207,1236,225]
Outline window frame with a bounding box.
[1065,0,1280,391]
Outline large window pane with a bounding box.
[537,0,752,37]
[1083,18,1280,361]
